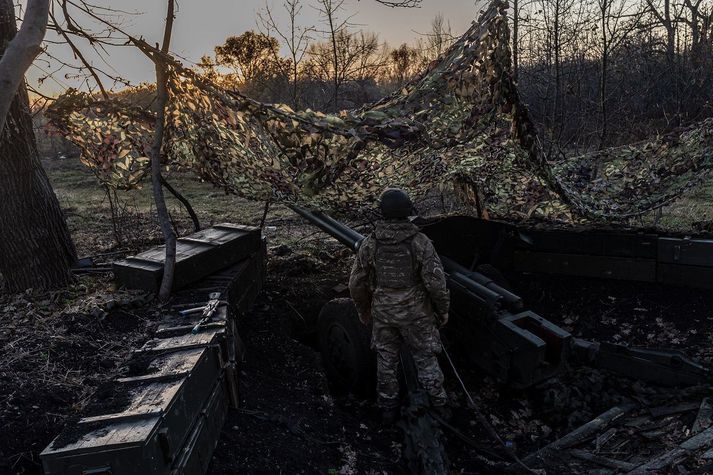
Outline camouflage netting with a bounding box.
[553,120,713,219]
[46,0,712,223]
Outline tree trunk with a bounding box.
[0,2,77,292]
[513,0,519,81]
[599,1,609,150]
[665,0,675,63]
[553,0,561,127]
[151,0,177,303]
[331,29,339,111]
[0,0,48,133]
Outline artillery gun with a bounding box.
[291,207,712,394]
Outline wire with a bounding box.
[440,342,538,474]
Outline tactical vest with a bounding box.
[374,237,419,289]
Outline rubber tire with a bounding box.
[318,298,375,396]
[475,263,511,290]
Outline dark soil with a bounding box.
[210,244,408,474]
[0,277,156,475]
[511,273,713,366]
[210,286,407,474]
[210,248,713,474]
[3,238,713,474]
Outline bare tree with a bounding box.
[258,0,314,109]
[306,29,386,109]
[388,43,419,85]
[679,0,713,69]
[427,13,454,59]
[415,13,455,65]
[314,0,353,110]
[645,0,678,63]
[595,0,643,148]
[513,0,520,80]
[537,0,583,129]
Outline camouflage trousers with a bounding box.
[372,317,447,409]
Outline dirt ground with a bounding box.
[1,159,713,474]
[0,277,157,474]
[206,248,713,474]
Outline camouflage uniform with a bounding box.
[349,220,450,409]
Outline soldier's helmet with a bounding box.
[379,188,413,219]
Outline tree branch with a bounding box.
[0,0,49,134]
[160,175,201,232]
[49,10,109,99]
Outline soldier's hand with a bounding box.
[438,313,449,327]
[359,311,372,325]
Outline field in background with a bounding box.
[44,157,291,257]
[45,155,713,261]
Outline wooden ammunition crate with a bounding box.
[113,224,261,292]
[41,224,266,475]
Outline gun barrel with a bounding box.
[289,205,365,252]
[291,206,522,311]
[448,269,503,308]
[441,257,523,311]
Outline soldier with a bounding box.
[349,188,450,423]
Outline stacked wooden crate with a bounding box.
[41,224,266,475]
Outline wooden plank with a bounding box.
[117,348,206,384]
[137,330,221,354]
[627,448,687,474]
[525,405,636,464]
[515,228,658,258]
[649,402,700,418]
[44,417,158,454]
[657,263,713,289]
[79,410,163,426]
[692,398,713,435]
[628,425,713,474]
[658,237,713,266]
[570,449,637,471]
[79,379,183,425]
[595,428,617,451]
[681,425,713,450]
[155,322,225,337]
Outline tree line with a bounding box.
[195,0,455,113]
[513,0,713,154]
[197,0,712,154]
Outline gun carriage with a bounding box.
[291,207,712,394]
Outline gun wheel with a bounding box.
[318,298,375,396]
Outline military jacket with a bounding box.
[349,220,450,324]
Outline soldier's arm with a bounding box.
[349,237,374,323]
[415,234,450,318]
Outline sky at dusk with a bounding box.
[24,0,484,95]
